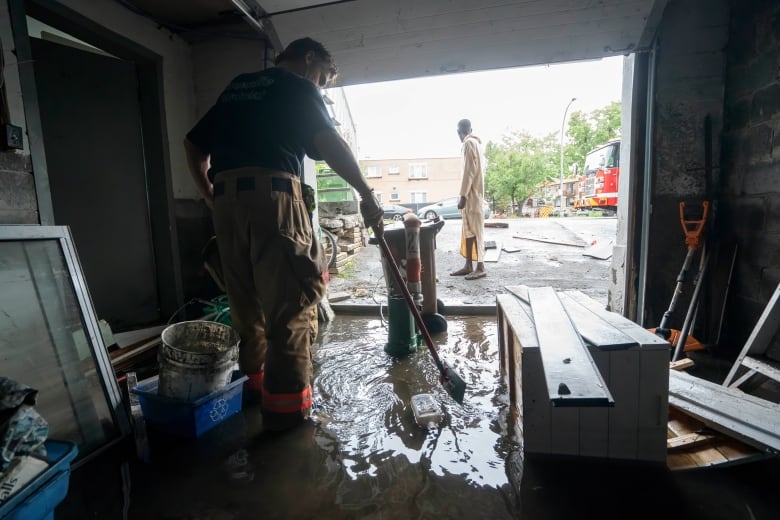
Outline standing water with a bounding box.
[128,315,521,519]
[311,316,519,518]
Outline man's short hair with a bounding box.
[457,119,472,133]
[275,37,338,77]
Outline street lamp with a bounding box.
[560,97,576,209]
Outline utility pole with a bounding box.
[560,97,576,209]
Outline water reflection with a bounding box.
[130,316,519,519]
[310,316,519,517]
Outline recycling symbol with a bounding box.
[209,398,229,422]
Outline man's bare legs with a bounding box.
[451,236,485,277]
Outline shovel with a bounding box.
[376,234,467,404]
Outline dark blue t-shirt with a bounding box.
[186,67,335,181]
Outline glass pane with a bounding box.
[0,239,119,457]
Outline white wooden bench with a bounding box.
[497,287,670,462]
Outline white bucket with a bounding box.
[157,321,240,401]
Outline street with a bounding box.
[327,216,618,306]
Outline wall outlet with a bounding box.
[2,124,23,150]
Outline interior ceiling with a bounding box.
[126,0,665,86]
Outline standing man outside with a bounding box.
[450,118,486,280]
[184,37,383,431]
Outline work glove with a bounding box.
[360,190,384,237]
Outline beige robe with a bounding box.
[459,134,485,262]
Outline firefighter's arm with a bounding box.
[184,138,213,209]
[313,129,383,233]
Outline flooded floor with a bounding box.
[60,315,780,519]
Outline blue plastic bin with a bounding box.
[0,440,78,520]
[132,371,248,437]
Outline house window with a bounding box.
[388,165,400,175]
[410,192,428,203]
[375,192,383,202]
[390,189,400,201]
[366,166,381,178]
[408,163,428,179]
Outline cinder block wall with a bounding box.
[644,0,730,329]
[719,0,780,359]
[1,2,37,224]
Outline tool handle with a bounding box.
[679,201,709,249]
[376,235,447,375]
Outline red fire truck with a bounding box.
[575,138,620,213]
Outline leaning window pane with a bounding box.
[1,239,118,456]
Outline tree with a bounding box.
[485,132,556,213]
[563,101,621,174]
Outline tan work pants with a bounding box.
[212,167,326,429]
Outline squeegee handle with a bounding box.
[376,234,447,375]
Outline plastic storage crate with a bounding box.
[0,440,78,520]
[132,371,248,437]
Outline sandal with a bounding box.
[450,268,473,276]
[465,271,486,280]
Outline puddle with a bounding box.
[308,316,519,517]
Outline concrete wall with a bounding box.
[642,0,730,329]
[191,36,270,119]
[719,0,780,358]
[0,1,36,224]
[54,0,196,199]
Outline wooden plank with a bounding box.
[742,355,780,382]
[504,284,530,303]
[723,283,780,386]
[557,293,638,350]
[560,290,670,349]
[496,295,550,454]
[513,235,585,248]
[578,349,610,458]
[636,349,669,462]
[326,291,351,303]
[484,221,508,228]
[550,406,580,456]
[669,370,780,452]
[582,240,614,260]
[667,432,715,451]
[484,242,502,262]
[508,286,638,350]
[528,287,613,407]
[606,349,639,460]
[670,358,695,371]
[523,348,552,454]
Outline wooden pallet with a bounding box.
[666,407,764,471]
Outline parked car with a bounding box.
[382,203,411,221]
[574,208,591,216]
[550,208,572,217]
[417,197,490,220]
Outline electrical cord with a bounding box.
[370,272,388,325]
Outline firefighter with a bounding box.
[184,37,384,431]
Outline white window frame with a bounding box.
[410,191,428,204]
[388,165,400,175]
[389,190,400,201]
[365,166,381,178]
[408,163,428,179]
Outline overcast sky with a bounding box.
[342,56,624,160]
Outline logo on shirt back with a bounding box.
[218,76,274,103]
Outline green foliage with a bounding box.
[485,102,621,211]
[485,132,556,211]
[564,101,621,174]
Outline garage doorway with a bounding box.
[31,36,159,329]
